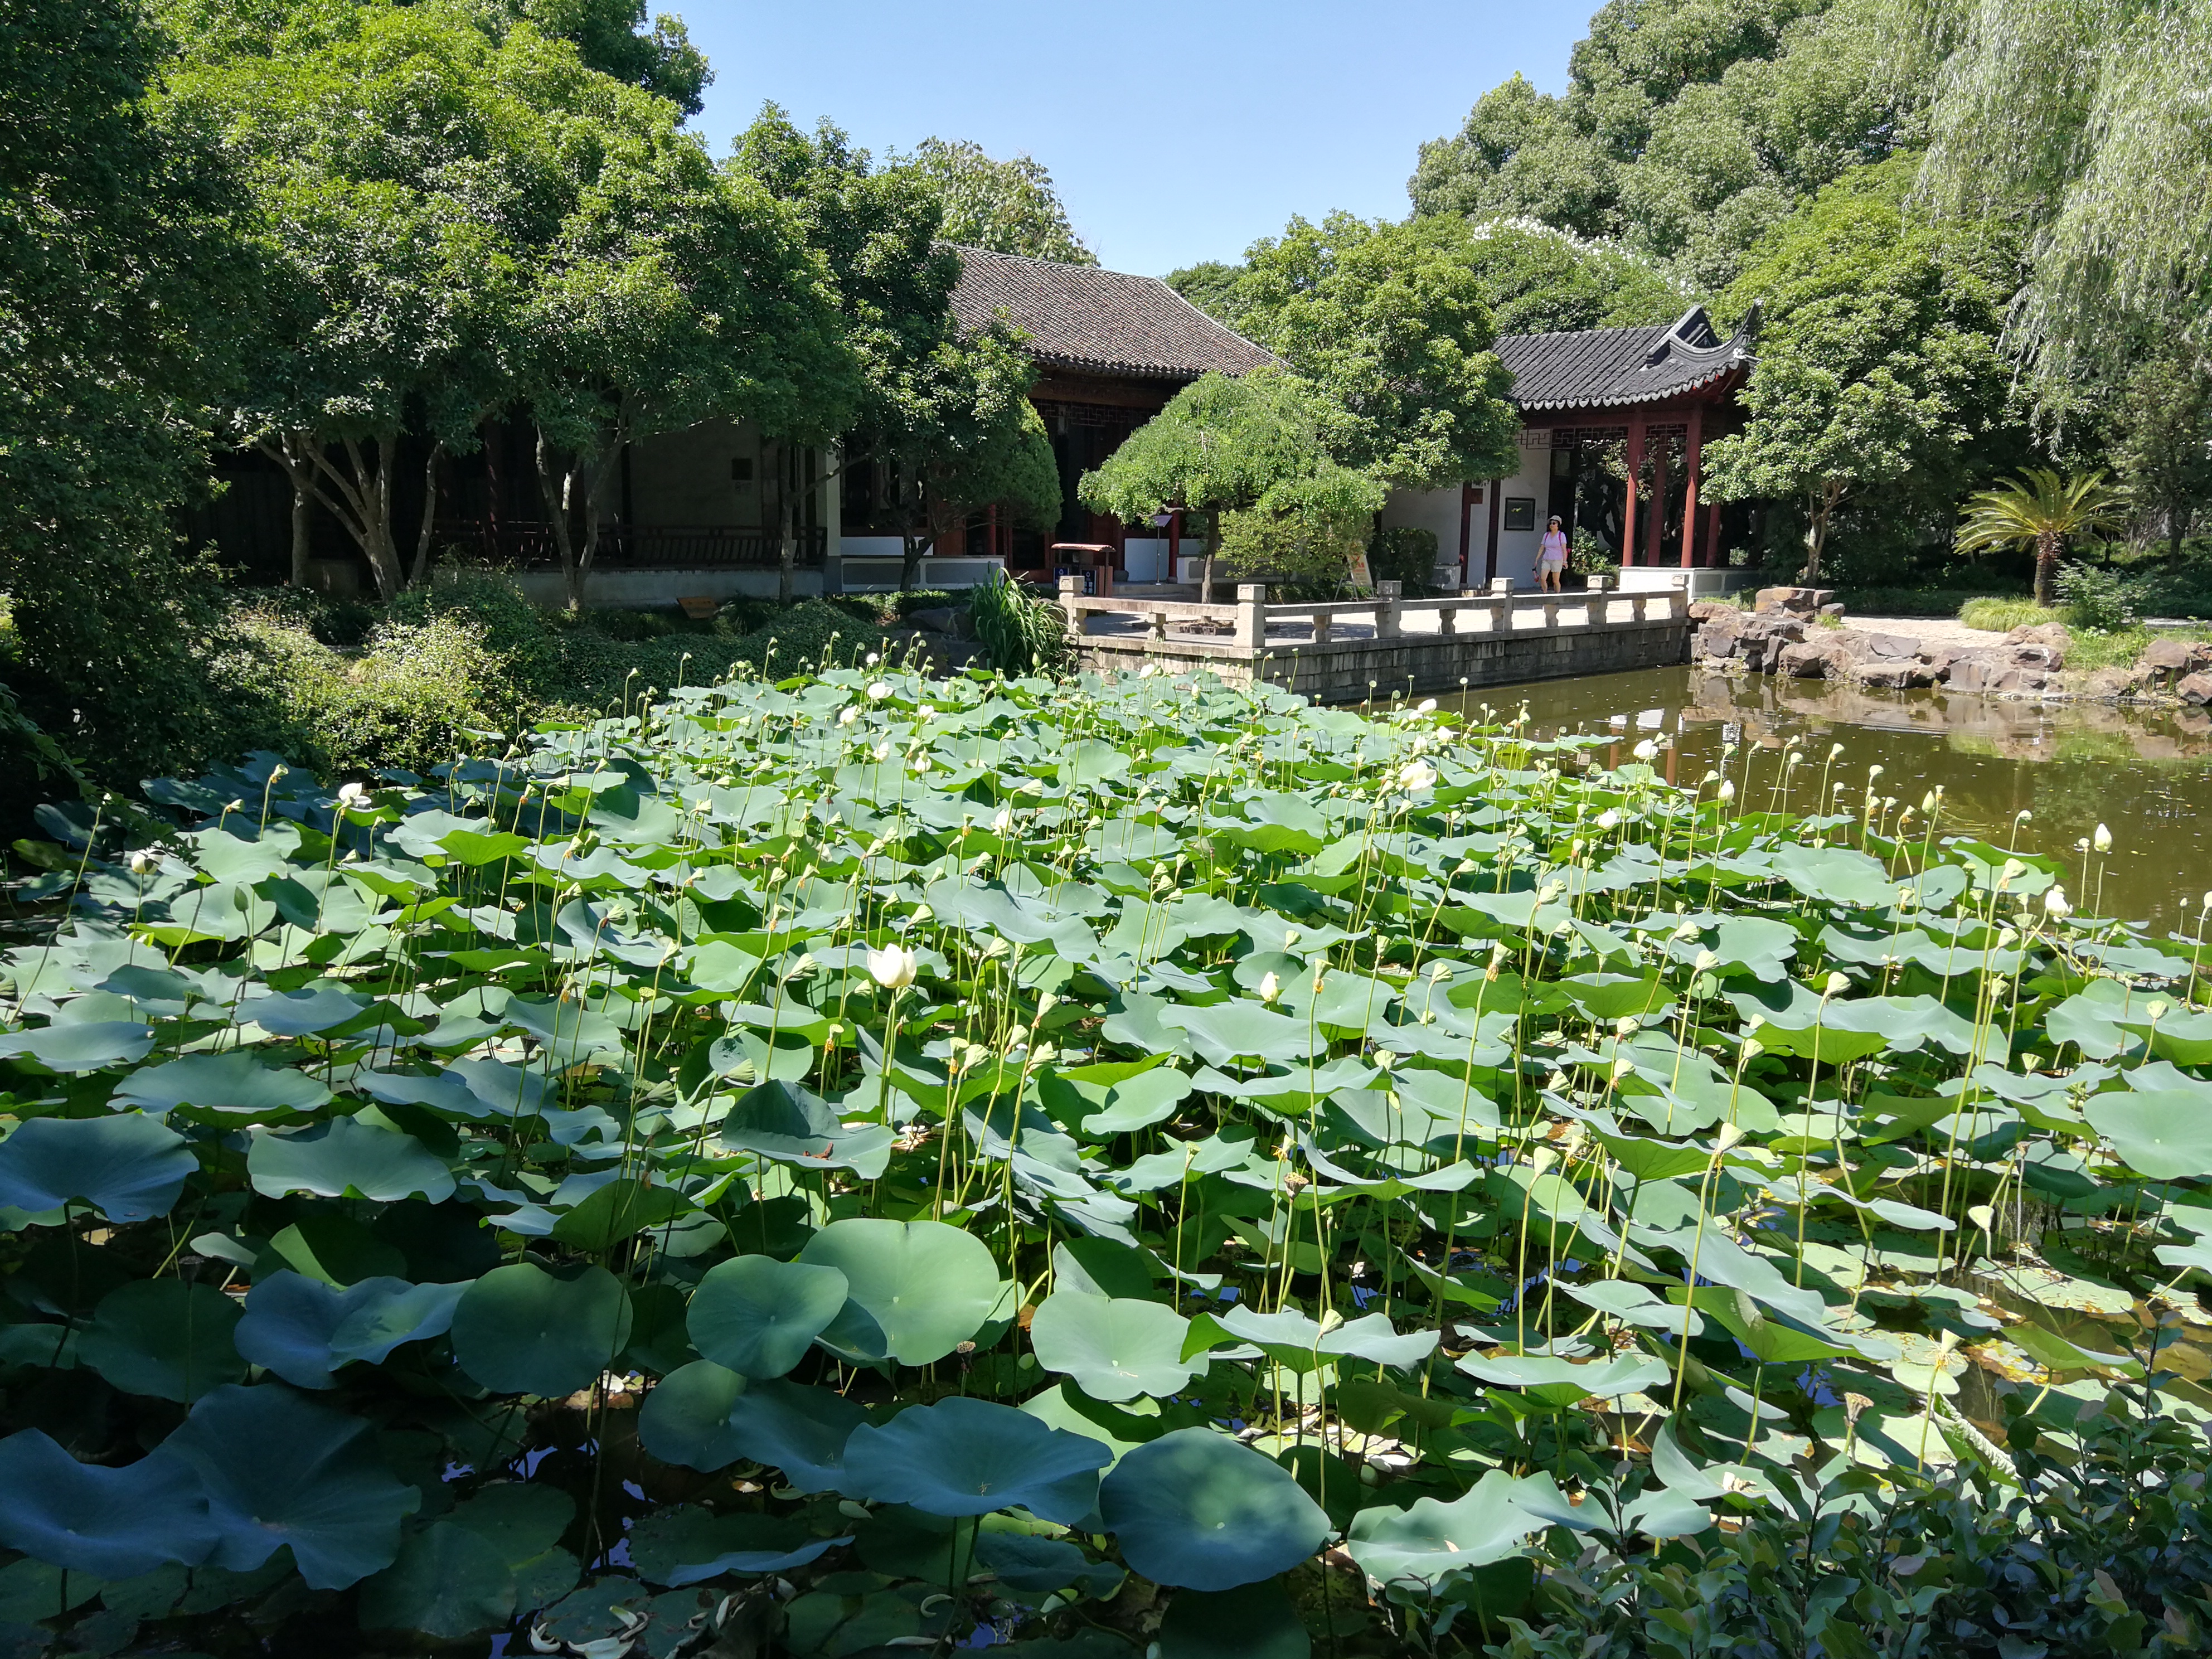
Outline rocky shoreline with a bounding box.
[1691,587,2211,706]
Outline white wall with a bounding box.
[1380,429,1558,590]
[1379,487,1464,581]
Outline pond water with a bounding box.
[1439,666,2212,938]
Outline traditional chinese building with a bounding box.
[1381,304,1759,593]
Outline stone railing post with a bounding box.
[1488,577,1515,633]
[1058,575,1084,647]
[1375,580,1402,640]
[1542,598,1561,630]
[1234,583,1266,650]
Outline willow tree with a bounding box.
[1080,370,1383,601]
[1892,0,2212,385]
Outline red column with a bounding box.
[1458,483,1476,586]
[1622,415,1645,566]
[1679,402,1704,569]
[1645,433,1667,568]
[1705,500,1723,567]
[1484,478,1503,583]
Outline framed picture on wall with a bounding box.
[1503,497,1537,532]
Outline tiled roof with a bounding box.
[948,245,1277,381]
[1495,305,1756,412]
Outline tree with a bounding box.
[1410,0,1912,289]
[1701,156,2014,581]
[904,137,1095,264]
[731,108,1055,594]
[518,0,710,112]
[1893,0,2212,387]
[1228,214,1521,494]
[1,0,253,782]
[1080,370,1383,601]
[2112,351,2212,560]
[1955,469,2128,607]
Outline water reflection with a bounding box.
[1438,667,2212,935]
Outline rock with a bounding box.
[1941,651,2006,693]
[1986,667,2055,695]
[2179,672,2212,706]
[2006,643,2063,671]
[1862,631,1923,660]
[906,605,973,639]
[1777,639,1844,678]
[1687,600,1736,623]
[2083,667,2142,701]
[2141,637,2198,680]
[1754,586,1835,616]
[1854,660,1922,690]
[2005,621,2071,664]
[1819,603,1846,619]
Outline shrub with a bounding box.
[2058,561,2145,630]
[1369,524,1441,586]
[1569,526,1618,576]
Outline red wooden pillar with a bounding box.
[1622,415,1646,566]
[1484,478,1503,584]
[1645,432,1668,569]
[1705,501,1722,567]
[1458,483,1476,585]
[1679,402,1704,569]
[1168,509,1181,579]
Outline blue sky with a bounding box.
[683,1,1588,278]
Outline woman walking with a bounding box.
[1537,516,1569,592]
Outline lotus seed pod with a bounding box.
[1825,972,1850,997]
[1714,1123,1747,1151]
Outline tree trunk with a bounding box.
[534,428,583,611]
[1804,479,1839,585]
[289,474,311,589]
[1200,509,1219,604]
[773,440,796,608]
[260,429,405,600]
[409,440,444,589]
[2034,530,2060,607]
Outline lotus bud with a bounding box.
[128,850,154,875]
[1398,759,1439,792]
[2203,892,2212,912]
[871,741,891,762]
[1717,779,1736,802]
[1417,697,1437,714]
[1615,1015,1638,1036]
[1258,971,1282,1004]
[1596,809,1621,831]
[992,808,1013,834]
[1825,972,1850,998]
[838,705,860,726]
[1693,948,1719,972]
[1613,1056,1635,1081]
[1701,770,1721,787]
[2094,823,2112,853]
[865,944,918,991]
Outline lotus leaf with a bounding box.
[798,1217,1007,1366]
[0,1430,217,1577]
[2086,1089,2212,1179]
[0,1020,155,1073]
[450,1263,632,1397]
[0,1112,196,1224]
[239,985,372,1036]
[1157,1578,1311,1659]
[167,1384,420,1588]
[113,1051,332,1117]
[629,1505,847,1586]
[717,1079,893,1176]
[81,1278,246,1402]
[248,1115,456,1204]
[686,1255,850,1378]
[235,1272,463,1388]
[842,1396,1109,1524]
[636,1358,753,1471]
[1099,1428,1328,1590]
[357,1521,516,1638]
[1029,1293,1201,1401]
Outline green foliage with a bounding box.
[1222,214,1521,491]
[2055,563,2143,632]
[1459,218,1688,336]
[965,573,1066,675]
[903,136,1095,264]
[4,662,2211,1653]
[1954,468,2128,607]
[1367,525,1442,588]
[1411,0,1914,289]
[0,0,255,787]
[1703,155,2016,582]
[1898,0,2212,387]
[2113,350,2212,559]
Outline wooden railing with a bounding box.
[1058,576,1689,649]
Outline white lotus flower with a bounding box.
[871,742,891,762]
[1825,972,1850,997]
[838,705,860,726]
[1632,739,1658,761]
[2094,823,2113,852]
[2045,886,2071,919]
[128,850,154,875]
[866,944,918,991]
[1716,779,1736,802]
[1258,972,1282,1003]
[1416,697,1437,714]
[1693,948,1719,972]
[867,681,891,701]
[1397,759,1438,792]
[1595,809,1620,831]
[865,652,881,667]
[337,782,371,808]
[992,808,1013,834]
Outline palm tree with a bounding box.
[1953,469,2128,607]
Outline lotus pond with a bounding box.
[3,665,2211,1658]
